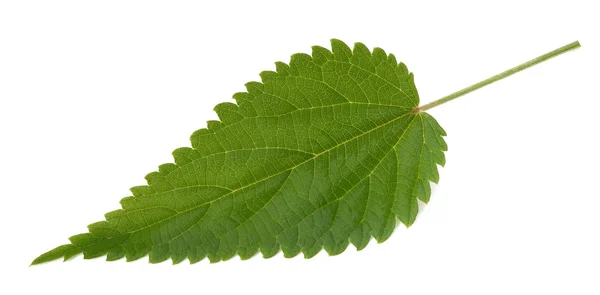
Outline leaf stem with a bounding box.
[416,41,581,112]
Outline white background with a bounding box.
[1,0,598,294]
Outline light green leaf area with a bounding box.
[32,39,447,265]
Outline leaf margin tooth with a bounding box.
[330,38,352,62]
[213,102,243,124]
[311,45,333,65]
[274,61,290,75]
[172,147,198,165]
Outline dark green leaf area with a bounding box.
[33,39,446,265]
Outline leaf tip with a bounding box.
[31,244,81,266]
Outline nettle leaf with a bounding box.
[33,38,579,265]
[33,39,445,265]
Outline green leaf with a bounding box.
[32,39,447,265]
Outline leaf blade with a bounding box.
[33,39,446,264]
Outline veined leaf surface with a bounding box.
[32,39,447,265]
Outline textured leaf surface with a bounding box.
[33,39,447,265]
